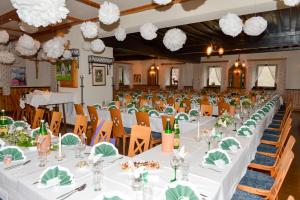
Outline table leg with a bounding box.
[62,104,67,133]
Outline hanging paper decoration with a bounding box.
[98,1,120,25]
[80,21,99,39]
[283,0,300,6]
[0,51,15,64]
[82,41,91,51]
[163,28,187,51]
[43,36,66,59]
[10,0,69,27]
[114,27,126,41]
[0,30,9,44]
[15,34,40,56]
[153,0,172,5]
[243,16,267,36]
[91,39,105,53]
[62,50,72,59]
[37,49,48,60]
[19,21,38,33]
[219,13,243,37]
[140,23,158,40]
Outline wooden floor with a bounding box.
[279,111,300,200]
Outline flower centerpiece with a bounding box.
[5,127,36,147]
[241,98,253,109]
[228,99,237,116]
[215,112,235,128]
[139,105,152,113]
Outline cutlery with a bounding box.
[109,156,123,163]
[56,184,86,200]
[5,160,31,170]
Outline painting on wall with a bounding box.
[134,74,141,83]
[10,67,26,86]
[92,65,106,86]
[56,60,72,81]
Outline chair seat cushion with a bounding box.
[231,189,264,200]
[263,129,280,136]
[251,154,276,166]
[257,143,278,154]
[273,115,284,120]
[261,134,279,142]
[151,131,162,140]
[271,120,281,124]
[124,127,131,134]
[239,170,275,190]
[268,123,280,129]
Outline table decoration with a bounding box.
[38,165,74,188]
[148,109,160,117]
[108,105,118,111]
[188,109,199,117]
[93,160,104,191]
[175,112,189,121]
[93,104,102,110]
[132,166,149,191]
[89,142,118,160]
[202,149,231,171]
[237,126,253,137]
[31,127,53,138]
[61,133,81,146]
[11,120,30,130]
[170,154,182,182]
[121,160,160,170]
[162,119,174,153]
[219,137,241,153]
[251,113,262,121]
[139,105,152,113]
[257,110,266,117]
[0,146,26,162]
[127,107,138,114]
[164,181,201,200]
[164,106,175,115]
[243,119,257,130]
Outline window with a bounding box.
[119,67,124,84]
[208,66,221,86]
[256,65,277,88]
[170,67,179,86]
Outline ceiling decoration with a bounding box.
[98,1,120,25]
[15,34,40,56]
[114,27,126,42]
[19,21,38,33]
[10,0,69,27]
[163,28,187,51]
[91,38,105,53]
[243,16,268,36]
[0,30,9,44]
[0,50,15,64]
[37,49,47,60]
[153,0,172,5]
[140,23,158,40]
[80,21,99,39]
[43,36,66,59]
[283,0,300,6]
[219,13,243,37]
[62,49,72,59]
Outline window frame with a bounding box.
[170,67,179,86]
[255,64,277,89]
[207,65,221,87]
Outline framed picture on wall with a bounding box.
[10,67,26,86]
[134,74,141,83]
[92,65,106,86]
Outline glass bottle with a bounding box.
[0,110,8,136]
[173,119,180,149]
[165,118,172,134]
[37,120,51,154]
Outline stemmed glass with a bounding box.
[170,155,181,182]
[202,131,213,153]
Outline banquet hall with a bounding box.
[0,0,299,199]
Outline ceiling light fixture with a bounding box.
[206,43,224,56]
[234,54,246,68]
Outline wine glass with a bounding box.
[202,131,213,153]
[170,155,181,182]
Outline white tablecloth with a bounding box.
[0,102,277,200]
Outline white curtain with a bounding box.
[267,66,276,82]
[214,67,222,84]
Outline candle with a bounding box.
[197,120,200,138]
[58,133,62,158]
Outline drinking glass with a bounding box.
[170,155,181,182]
[202,133,212,153]
[143,184,153,200]
[38,149,48,167]
[93,161,103,191]
[181,161,190,181]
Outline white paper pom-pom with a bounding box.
[19,21,38,33]
[219,13,243,37]
[80,21,98,39]
[16,34,40,56]
[243,17,267,36]
[163,28,187,51]
[11,0,69,27]
[37,49,48,60]
[98,1,120,25]
[0,30,9,44]
[91,39,105,53]
[82,41,91,51]
[283,0,300,6]
[114,27,126,41]
[0,51,15,64]
[62,50,72,59]
[153,0,172,5]
[43,36,65,59]
[140,23,158,40]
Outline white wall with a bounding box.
[24,60,52,87]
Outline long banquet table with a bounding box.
[0,103,276,200]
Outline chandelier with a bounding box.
[234,54,246,67]
[206,43,224,56]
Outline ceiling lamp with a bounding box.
[243,16,267,36]
[98,1,120,25]
[163,28,187,51]
[206,43,224,56]
[206,45,213,56]
[0,30,9,44]
[153,0,172,5]
[218,47,224,55]
[219,13,243,37]
[283,0,300,6]
[19,21,38,33]
[234,55,246,68]
[10,0,69,27]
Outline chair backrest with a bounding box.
[268,151,294,200]
[167,97,174,106]
[73,115,88,137]
[31,108,45,129]
[287,195,295,200]
[110,109,126,138]
[74,104,85,115]
[201,104,213,116]
[278,105,292,130]
[87,105,99,133]
[135,112,150,127]
[91,120,113,145]
[277,117,292,153]
[25,104,34,124]
[49,111,62,136]
[139,98,148,108]
[183,99,191,112]
[218,102,230,115]
[128,125,151,157]
[161,115,175,131]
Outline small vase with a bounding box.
[36,134,51,155]
[162,132,174,153]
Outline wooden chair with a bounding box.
[287,195,295,200]
[24,104,34,124]
[167,97,174,106]
[31,108,45,129]
[128,125,151,157]
[161,115,175,131]
[218,102,230,115]
[200,104,213,116]
[110,109,130,155]
[87,105,99,135]
[183,99,191,113]
[49,111,62,136]
[269,104,292,131]
[91,120,113,145]
[73,115,88,138]
[238,151,294,200]
[74,104,85,115]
